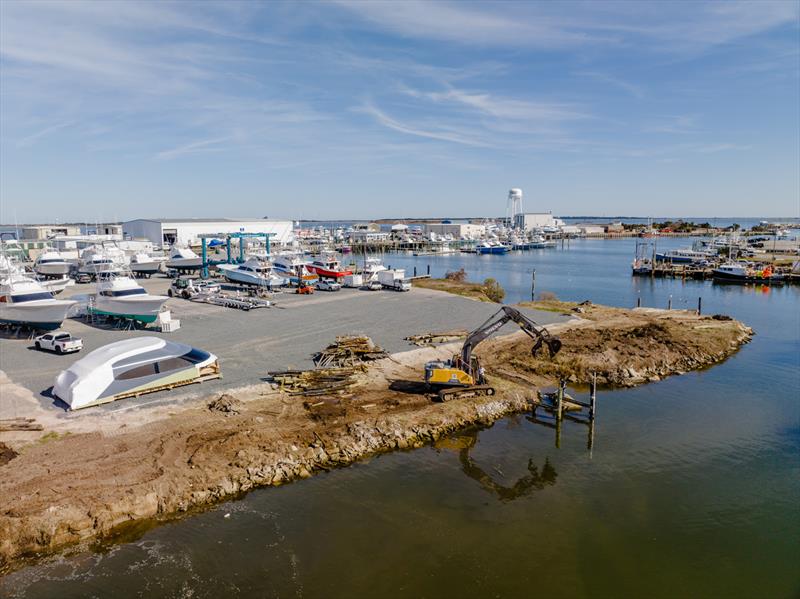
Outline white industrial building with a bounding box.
[513,213,565,231]
[423,223,486,239]
[122,218,294,247]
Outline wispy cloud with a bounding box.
[644,115,698,135]
[155,136,235,161]
[575,71,645,99]
[17,120,75,147]
[359,102,490,147]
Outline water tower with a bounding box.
[508,188,523,228]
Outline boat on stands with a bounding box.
[217,257,287,287]
[91,273,169,323]
[53,337,221,410]
[273,254,317,285]
[712,262,783,285]
[34,250,72,278]
[0,273,76,330]
[40,276,75,295]
[165,245,202,272]
[78,245,126,278]
[129,252,165,277]
[306,254,353,279]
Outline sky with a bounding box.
[1,0,798,223]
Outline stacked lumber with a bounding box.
[268,367,362,397]
[312,335,388,368]
[0,418,43,432]
[404,330,469,346]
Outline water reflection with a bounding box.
[437,431,557,501]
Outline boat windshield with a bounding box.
[11,292,54,303]
[112,288,147,297]
[38,259,64,264]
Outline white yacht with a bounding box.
[273,254,315,284]
[78,245,126,277]
[91,273,169,324]
[40,276,75,295]
[0,274,76,330]
[165,245,202,271]
[34,250,72,278]
[129,252,165,277]
[217,257,286,287]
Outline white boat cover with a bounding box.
[54,337,195,409]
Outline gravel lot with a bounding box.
[0,276,568,416]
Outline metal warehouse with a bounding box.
[122,218,294,247]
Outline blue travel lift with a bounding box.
[198,232,275,279]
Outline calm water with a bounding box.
[2,238,799,598]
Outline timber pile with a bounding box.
[0,418,43,432]
[268,367,362,397]
[405,330,469,346]
[312,335,388,368]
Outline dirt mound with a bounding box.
[208,394,242,415]
[0,442,17,466]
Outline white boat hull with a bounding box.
[92,295,169,323]
[40,277,75,295]
[0,299,75,330]
[219,268,285,287]
[35,263,71,277]
[165,257,202,271]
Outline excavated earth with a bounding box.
[0,301,752,574]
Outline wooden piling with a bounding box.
[668,296,672,310]
[697,296,702,315]
[531,270,536,301]
[589,372,597,420]
[637,296,641,308]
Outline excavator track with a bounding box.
[438,385,495,402]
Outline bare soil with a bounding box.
[0,302,751,574]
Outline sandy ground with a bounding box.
[0,292,752,574]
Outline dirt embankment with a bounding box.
[412,277,498,302]
[0,303,751,574]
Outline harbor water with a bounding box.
[2,237,798,598]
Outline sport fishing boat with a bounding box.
[78,245,126,278]
[91,273,169,323]
[712,262,783,285]
[306,254,352,279]
[129,252,165,277]
[40,276,75,295]
[529,234,556,249]
[656,248,713,264]
[217,257,287,287]
[476,241,510,255]
[165,245,202,271]
[0,274,76,330]
[53,337,220,410]
[34,250,72,278]
[273,254,317,285]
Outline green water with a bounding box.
[2,238,798,598]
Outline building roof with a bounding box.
[126,218,286,224]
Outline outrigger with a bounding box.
[424,306,561,402]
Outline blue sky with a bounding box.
[1,0,798,223]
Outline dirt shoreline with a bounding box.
[0,302,752,574]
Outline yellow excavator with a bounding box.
[424,306,562,401]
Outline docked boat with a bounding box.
[53,337,221,410]
[78,245,126,278]
[165,245,202,271]
[91,273,169,323]
[306,254,352,279]
[476,241,510,255]
[529,235,556,249]
[0,274,76,330]
[656,248,713,264]
[217,257,286,287]
[273,254,317,284]
[34,250,72,278]
[129,252,165,277]
[712,262,783,285]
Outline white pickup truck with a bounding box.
[34,332,83,354]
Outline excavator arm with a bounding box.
[460,306,561,368]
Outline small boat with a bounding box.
[34,250,72,278]
[53,337,221,410]
[165,245,202,271]
[217,257,286,287]
[476,241,510,255]
[91,273,169,323]
[0,274,76,330]
[656,249,713,264]
[273,254,317,285]
[529,235,556,249]
[129,252,165,277]
[306,254,352,279]
[712,262,783,285]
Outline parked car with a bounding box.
[316,280,341,292]
[362,280,382,291]
[34,332,83,354]
[168,277,220,299]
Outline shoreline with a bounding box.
[0,300,753,574]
